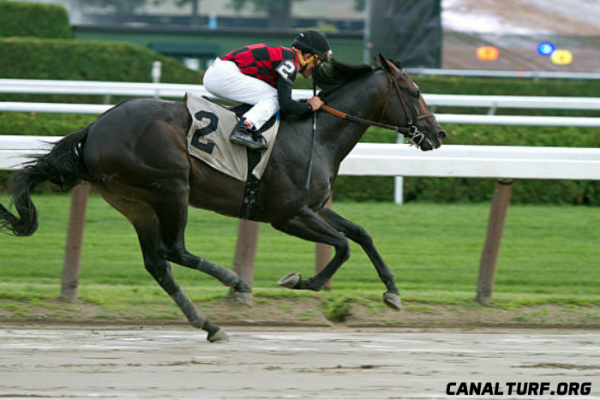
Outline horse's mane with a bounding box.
[313,58,374,99]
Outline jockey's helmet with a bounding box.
[292,30,333,63]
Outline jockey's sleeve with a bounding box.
[276,79,313,115]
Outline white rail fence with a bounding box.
[5,137,598,183]
[0,79,304,100]
[3,78,600,116]
[343,143,600,180]
[3,78,600,108]
[3,101,600,128]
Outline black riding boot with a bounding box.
[230,119,268,151]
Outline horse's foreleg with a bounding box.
[272,206,350,291]
[317,207,401,311]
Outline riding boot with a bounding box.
[230,118,268,151]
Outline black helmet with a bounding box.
[292,30,332,61]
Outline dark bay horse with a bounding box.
[0,55,445,342]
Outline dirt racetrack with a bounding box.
[1,327,599,399]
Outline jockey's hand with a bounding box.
[307,96,324,111]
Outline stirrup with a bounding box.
[252,132,269,149]
[230,130,268,151]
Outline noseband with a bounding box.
[320,73,436,148]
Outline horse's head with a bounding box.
[375,55,445,151]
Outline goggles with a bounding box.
[313,55,325,67]
[293,48,332,68]
[316,49,333,66]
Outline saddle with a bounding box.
[184,92,280,219]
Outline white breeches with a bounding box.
[203,58,279,130]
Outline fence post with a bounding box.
[394,133,404,205]
[60,182,90,300]
[476,179,513,304]
[232,219,260,288]
[152,61,162,98]
[394,177,404,205]
[315,196,333,290]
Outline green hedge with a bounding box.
[0,1,71,39]
[0,37,198,83]
[0,37,196,134]
[416,75,600,98]
[0,112,97,136]
[0,37,200,104]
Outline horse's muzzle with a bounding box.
[415,124,445,151]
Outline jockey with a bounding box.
[203,30,332,151]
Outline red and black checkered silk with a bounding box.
[222,44,300,88]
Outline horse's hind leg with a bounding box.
[317,207,401,311]
[136,218,229,342]
[148,188,253,306]
[95,186,228,342]
[272,206,350,292]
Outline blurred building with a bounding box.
[7,0,600,72]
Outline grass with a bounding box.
[0,193,599,310]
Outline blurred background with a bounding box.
[7,0,600,72]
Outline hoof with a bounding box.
[278,272,301,289]
[233,291,253,307]
[207,328,229,343]
[383,292,402,311]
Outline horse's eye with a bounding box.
[412,90,420,98]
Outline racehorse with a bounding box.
[0,55,445,342]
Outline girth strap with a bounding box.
[239,148,262,220]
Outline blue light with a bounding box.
[537,42,556,56]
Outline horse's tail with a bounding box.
[0,128,92,237]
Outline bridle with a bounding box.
[320,70,437,148]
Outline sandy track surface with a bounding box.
[0,327,599,399]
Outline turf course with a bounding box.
[1,193,598,310]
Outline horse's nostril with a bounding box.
[438,130,446,140]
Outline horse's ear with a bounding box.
[374,53,383,68]
[378,54,393,76]
[384,58,403,78]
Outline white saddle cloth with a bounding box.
[185,92,280,182]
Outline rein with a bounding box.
[319,75,435,148]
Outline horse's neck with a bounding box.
[320,73,388,164]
